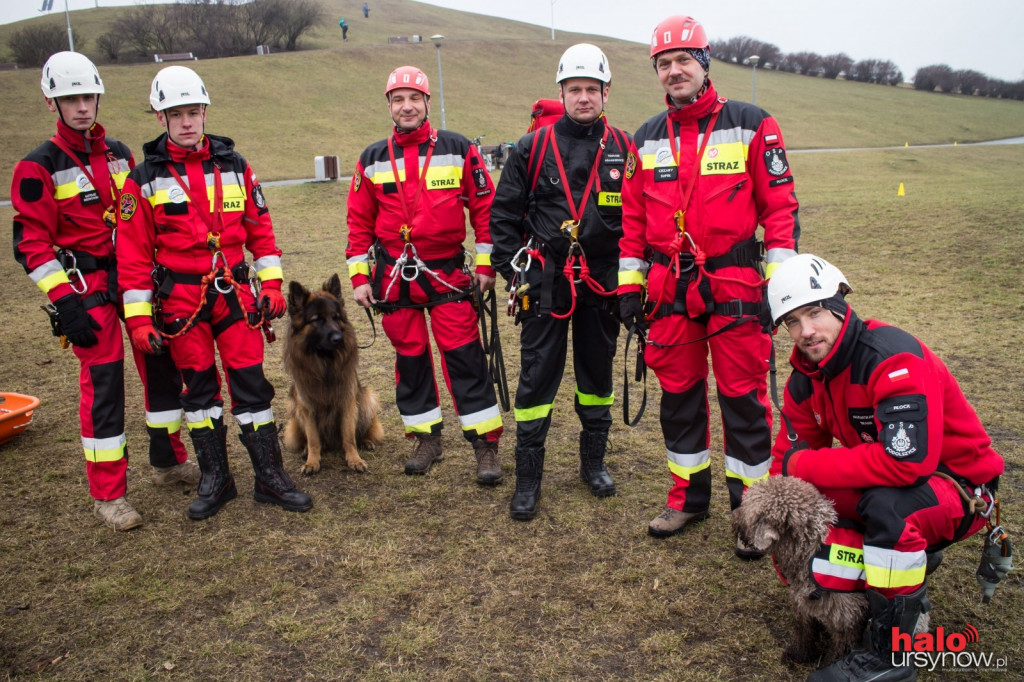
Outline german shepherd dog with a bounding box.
[283,274,384,474]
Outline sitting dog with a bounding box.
[732,476,868,666]
[283,274,384,474]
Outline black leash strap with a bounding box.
[623,325,647,426]
[358,306,378,349]
[768,337,799,447]
[476,286,510,412]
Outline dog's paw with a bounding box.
[347,456,369,473]
[300,461,321,476]
[360,440,377,451]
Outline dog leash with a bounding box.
[475,286,510,412]
[358,306,377,349]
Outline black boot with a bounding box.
[509,447,544,521]
[809,585,930,681]
[187,425,237,520]
[240,425,313,512]
[578,430,616,497]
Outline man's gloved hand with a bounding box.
[781,441,809,477]
[54,294,100,347]
[258,284,287,320]
[129,322,163,355]
[618,292,647,334]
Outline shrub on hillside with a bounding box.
[9,24,80,68]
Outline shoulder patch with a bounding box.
[119,193,137,221]
[763,148,789,177]
[353,171,361,192]
[252,183,266,209]
[625,151,636,179]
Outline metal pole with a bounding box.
[64,0,74,51]
[431,35,447,130]
[748,55,760,105]
[550,0,557,40]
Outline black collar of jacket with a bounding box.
[555,114,606,140]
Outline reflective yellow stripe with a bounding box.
[476,253,491,267]
[667,449,711,480]
[54,180,86,201]
[829,544,865,569]
[700,140,747,175]
[515,403,553,422]
[576,388,613,406]
[618,270,645,287]
[765,261,780,279]
[349,261,370,278]
[257,267,283,282]
[864,547,927,589]
[83,436,126,463]
[186,417,215,432]
[424,165,462,189]
[124,302,153,319]
[597,191,621,206]
[463,414,502,435]
[219,183,245,212]
[404,417,442,435]
[38,270,71,294]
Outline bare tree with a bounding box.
[913,64,956,93]
[955,69,988,96]
[820,53,854,79]
[278,0,324,51]
[9,24,80,68]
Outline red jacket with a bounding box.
[345,121,494,288]
[617,81,799,305]
[12,119,133,302]
[116,133,281,324]
[771,308,1004,492]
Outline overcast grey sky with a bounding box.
[414,0,1024,82]
[3,0,1021,81]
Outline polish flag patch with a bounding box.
[888,368,910,382]
[764,133,779,145]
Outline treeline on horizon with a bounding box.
[711,34,1024,100]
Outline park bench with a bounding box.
[154,52,197,63]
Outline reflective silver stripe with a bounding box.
[347,254,369,266]
[811,557,866,581]
[123,289,153,305]
[618,257,649,274]
[707,125,754,147]
[53,167,89,189]
[475,243,493,255]
[401,406,443,427]
[29,259,65,285]
[81,434,126,450]
[765,248,798,265]
[253,255,281,272]
[863,546,926,573]
[725,455,770,481]
[457,405,500,429]
[667,448,710,469]
[185,406,224,424]
[147,408,182,427]
[235,408,274,427]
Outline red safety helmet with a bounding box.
[385,66,430,98]
[650,15,709,59]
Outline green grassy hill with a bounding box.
[2,0,1022,196]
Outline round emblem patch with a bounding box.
[119,194,137,221]
[625,152,636,179]
[168,186,186,204]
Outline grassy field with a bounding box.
[2,1,1024,679]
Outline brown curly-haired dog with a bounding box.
[732,476,867,666]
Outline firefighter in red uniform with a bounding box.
[490,44,632,520]
[617,16,799,554]
[346,66,503,484]
[12,52,199,532]
[766,254,1004,681]
[117,66,311,520]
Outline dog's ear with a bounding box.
[752,525,780,552]
[325,273,343,300]
[288,280,310,315]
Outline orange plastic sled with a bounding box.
[0,393,41,446]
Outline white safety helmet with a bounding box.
[150,66,210,111]
[767,254,852,327]
[556,43,611,84]
[40,51,104,98]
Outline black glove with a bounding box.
[781,441,809,477]
[619,292,647,334]
[54,294,101,347]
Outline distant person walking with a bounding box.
[363,2,369,18]
[339,17,349,40]
[11,52,199,532]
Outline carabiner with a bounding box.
[211,251,233,294]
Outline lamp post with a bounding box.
[748,54,760,105]
[550,0,557,40]
[431,34,447,130]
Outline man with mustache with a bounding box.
[618,16,800,555]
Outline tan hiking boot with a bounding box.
[473,439,502,485]
[93,497,143,531]
[404,434,444,475]
[152,459,201,486]
[647,506,709,538]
